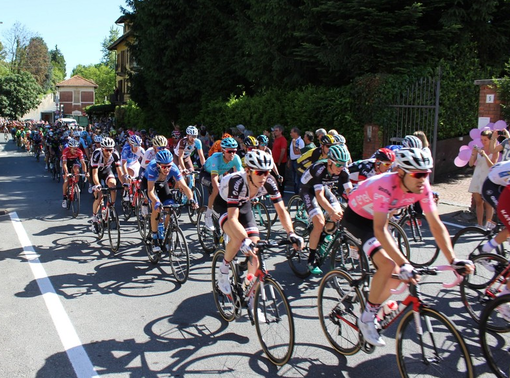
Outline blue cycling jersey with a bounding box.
[204,152,242,176]
[144,160,183,183]
[121,143,146,165]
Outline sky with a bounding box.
[1,0,126,78]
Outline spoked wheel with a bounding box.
[70,184,80,218]
[252,201,271,241]
[197,207,217,254]
[137,199,148,239]
[452,226,492,260]
[97,212,105,240]
[167,226,190,284]
[143,216,160,263]
[480,294,510,378]
[317,269,364,355]
[121,200,132,222]
[211,249,238,322]
[330,234,365,278]
[287,246,311,279]
[107,207,121,253]
[388,221,411,263]
[187,187,202,225]
[287,195,307,224]
[396,307,474,378]
[254,277,295,366]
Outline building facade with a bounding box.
[108,15,134,105]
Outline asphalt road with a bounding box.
[0,137,496,377]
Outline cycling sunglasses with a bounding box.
[252,170,270,176]
[103,148,114,152]
[224,149,237,154]
[402,168,429,179]
[159,164,172,169]
[329,160,346,168]
[378,161,392,167]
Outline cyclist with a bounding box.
[208,132,233,157]
[214,150,304,295]
[142,149,197,253]
[256,134,283,183]
[61,139,88,208]
[201,137,243,230]
[299,144,352,274]
[341,147,473,347]
[296,134,336,175]
[168,130,181,153]
[174,125,206,173]
[90,137,126,233]
[348,148,396,185]
[121,134,146,201]
[141,135,168,177]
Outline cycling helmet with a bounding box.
[171,130,181,139]
[257,135,269,146]
[374,147,396,162]
[94,135,102,143]
[221,133,232,139]
[186,125,198,136]
[333,134,346,145]
[244,135,259,148]
[155,149,173,164]
[100,137,115,148]
[73,131,81,137]
[140,129,147,135]
[81,131,88,138]
[396,147,433,171]
[68,139,80,148]
[327,144,350,162]
[48,131,53,137]
[152,135,168,147]
[220,137,238,149]
[129,135,142,146]
[245,150,273,171]
[402,135,423,149]
[320,134,335,146]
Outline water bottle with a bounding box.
[243,273,255,297]
[101,206,107,221]
[141,203,149,216]
[320,233,334,256]
[376,300,398,324]
[158,222,165,240]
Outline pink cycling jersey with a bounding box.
[348,171,436,219]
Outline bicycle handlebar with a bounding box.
[390,265,463,295]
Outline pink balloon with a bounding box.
[487,122,495,130]
[469,128,481,140]
[454,157,469,167]
[458,149,471,160]
[468,138,482,148]
[494,120,507,130]
[459,145,470,152]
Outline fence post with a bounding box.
[362,124,380,159]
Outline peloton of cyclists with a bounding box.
[61,138,88,208]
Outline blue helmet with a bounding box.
[81,131,88,138]
[156,149,173,164]
[129,135,142,146]
[257,135,269,146]
[221,137,238,149]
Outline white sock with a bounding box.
[482,238,499,253]
[361,302,380,323]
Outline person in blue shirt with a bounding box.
[201,137,243,229]
[142,149,197,253]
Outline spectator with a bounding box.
[301,131,316,154]
[315,128,327,140]
[199,125,211,156]
[468,129,499,229]
[288,127,304,194]
[414,130,431,154]
[263,128,274,149]
[272,124,288,193]
[236,124,253,137]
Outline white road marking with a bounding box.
[9,212,99,378]
[443,221,467,229]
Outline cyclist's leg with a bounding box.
[301,190,324,271]
[481,179,508,252]
[497,185,510,294]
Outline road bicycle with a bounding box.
[65,173,86,218]
[452,222,508,261]
[49,154,61,182]
[318,265,473,378]
[95,187,121,253]
[142,191,190,283]
[33,141,43,161]
[121,178,143,222]
[287,221,365,278]
[196,207,224,254]
[286,194,308,224]
[479,294,510,378]
[181,170,203,225]
[211,239,295,366]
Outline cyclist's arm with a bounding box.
[373,211,408,266]
[273,200,295,235]
[146,180,159,209]
[91,168,100,186]
[174,178,194,202]
[490,131,504,154]
[315,187,342,217]
[197,148,206,166]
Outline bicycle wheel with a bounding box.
[136,199,148,239]
[261,195,278,226]
[121,198,132,221]
[197,207,217,254]
[330,233,366,278]
[287,195,307,224]
[452,226,494,260]
[396,307,474,378]
[167,226,190,284]
[317,269,364,355]
[460,253,509,324]
[254,277,295,366]
[252,201,271,241]
[287,246,311,278]
[97,211,105,240]
[107,207,121,253]
[211,249,238,322]
[480,294,510,378]
[187,186,202,225]
[398,215,439,267]
[388,221,411,262]
[70,184,80,218]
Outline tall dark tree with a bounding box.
[23,37,51,91]
[0,71,42,119]
[101,26,121,71]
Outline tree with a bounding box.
[101,26,121,71]
[71,63,115,104]
[49,45,66,78]
[0,71,42,119]
[23,37,51,91]
[3,22,34,74]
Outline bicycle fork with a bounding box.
[413,310,441,365]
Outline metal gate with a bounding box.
[384,68,441,182]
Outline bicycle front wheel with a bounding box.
[398,215,439,267]
[452,226,491,260]
[396,307,474,378]
[460,252,509,325]
[197,207,217,254]
[187,187,202,225]
[107,207,121,253]
[211,250,238,322]
[167,226,190,284]
[70,184,80,218]
[318,269,364,355]
[254,277,295,366]
[252,201,271,240]
[480,294,510,378]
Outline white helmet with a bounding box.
[100,137,115,148]
[245,150,273,171]
[68,139,79,148]
[186,125,198,136]
[402,135,423,149]
[396,148,433,171]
